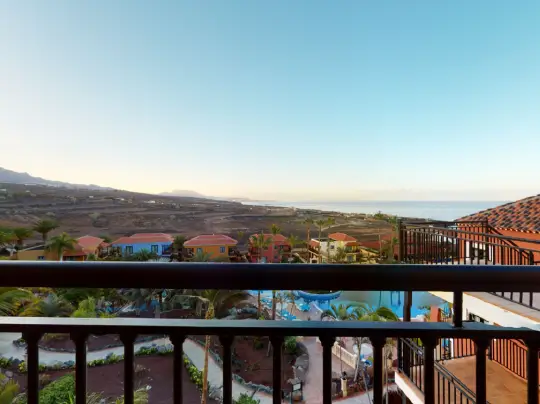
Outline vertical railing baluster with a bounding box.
[421,337,436,404]
[121,333,136,404]
[372,336,385,404]
[475,338,489,404]
[527,340,539,404]
[270,336,284,404]
[24,332,41,404]
[320,336,336,404]
[220,336,234,404]
[171,334,186,404]
[72,332,88,404]
[453,291,463,328]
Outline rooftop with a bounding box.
[248,233,287,243]
[184,234,238,247]
[77,235,105,253]
[328,232,357,242]
[458,194,540,233]
[111,234,173,244]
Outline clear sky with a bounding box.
[1,1,539,201]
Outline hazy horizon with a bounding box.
[2,1,539,201]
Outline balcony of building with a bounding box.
[399,220,540,327]
[1,262,540,404]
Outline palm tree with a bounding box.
[286,234,301,263]
[0,287,33,316]
[326,217,336,262]
[46,232,76,261]
[33,219,59,242]
[0,229,16,256]
[196,290,249,404]
[321,303,356,321]
[282,290,297,315]
[125,288,159,316]
[236,230,245,244]
[314,219,327,263]
[302,217,314,243]
[352,303,399,322]
[11,227,33,247]
[131,249,158,262]
[173,235,186,256]
[192,250,212,262]
[98,234,113,243]
[21,293,74,317]
[249,233,272,316]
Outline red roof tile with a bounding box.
[458,194,540,233]
[131,233,172,238]
[184,234,238,247]
[77,236,104,253]
[328,232,357,242]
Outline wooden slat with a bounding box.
[171,334,186,404]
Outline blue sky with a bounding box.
[1,1,539,200]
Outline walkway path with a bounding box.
[0,332,273,403]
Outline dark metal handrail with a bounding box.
[1,261,540,404]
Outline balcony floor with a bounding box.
[441,356,537,403]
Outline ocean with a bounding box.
[243,200,505,221]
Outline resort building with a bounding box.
[183,234,239,261]
[110,233,173,257]
[248,233,291,263]
[396,201,540,404]
[16,235,107,261]
[308,232,363,263]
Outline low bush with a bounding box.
[284,336,297,354]
[234,393,260,404]
[39,374,75,404]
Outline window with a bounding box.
[162,245,168,253]
[125,246,133,255]
[347,255,353,262]
[65,257,75,261]
[197,248,203,253]
[151,245,158,253]
[330,245,335,249]
[37,256,45,260]
[220,246,225,253]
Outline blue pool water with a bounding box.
[249,290,444,319]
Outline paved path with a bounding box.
[0,332,273,403]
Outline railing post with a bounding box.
[398,219,404,262]
[23,331,41,404]
[475,338,490,404]
[372,336,386,404]
[270,336,284,404]
[171,334,186,404]
[403,291,412,323]
[526,339,539,404]
[220,335,234,404]
[421,337,437,404]
[71,332,88,404]
[453,291,463,327]
[121,333,136,404]
[320,336,336,404]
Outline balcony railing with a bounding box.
[399,219,540,311]
[2,262,540,404]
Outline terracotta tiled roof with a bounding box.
[309,240,320,248]
[345,241,361,246]
[184,234,238,247]
[111,235,173,244]
[77,236,104,253]
[458,194,540,233]
[328,232,357,242]
[248,233,287,243]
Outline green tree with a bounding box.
[46,233,76,261]
[332,247,348,263]
[196,290,249,404]
[0,229,17,256]
[249,233,272,316]
[33,219,59,242]
[0,287,32,316]
[192,250,212,262]
[285,234,300,263]
[314,219,327,263]
[0,375,20,404]
[131,249,158,262]
[173,235,186,254]
[352,303,399,322]
[326,217,336,262]
[98,234,113,243]
[11,227,33,247]
[321,303,356,321]
[302,217,314,247]
[21,293,74,317]
[125,288,161,315]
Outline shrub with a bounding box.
[252,337,264,350]
[0,357,13,368]
[234,393,260,404]
[39,374,52,388]
[39,374,75,404]
[284,336,297,354]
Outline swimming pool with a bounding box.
[249,290,445,319]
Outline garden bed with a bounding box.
[190,335,297,389]
[12,356,217,404]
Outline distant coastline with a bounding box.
[242,200,506,221]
